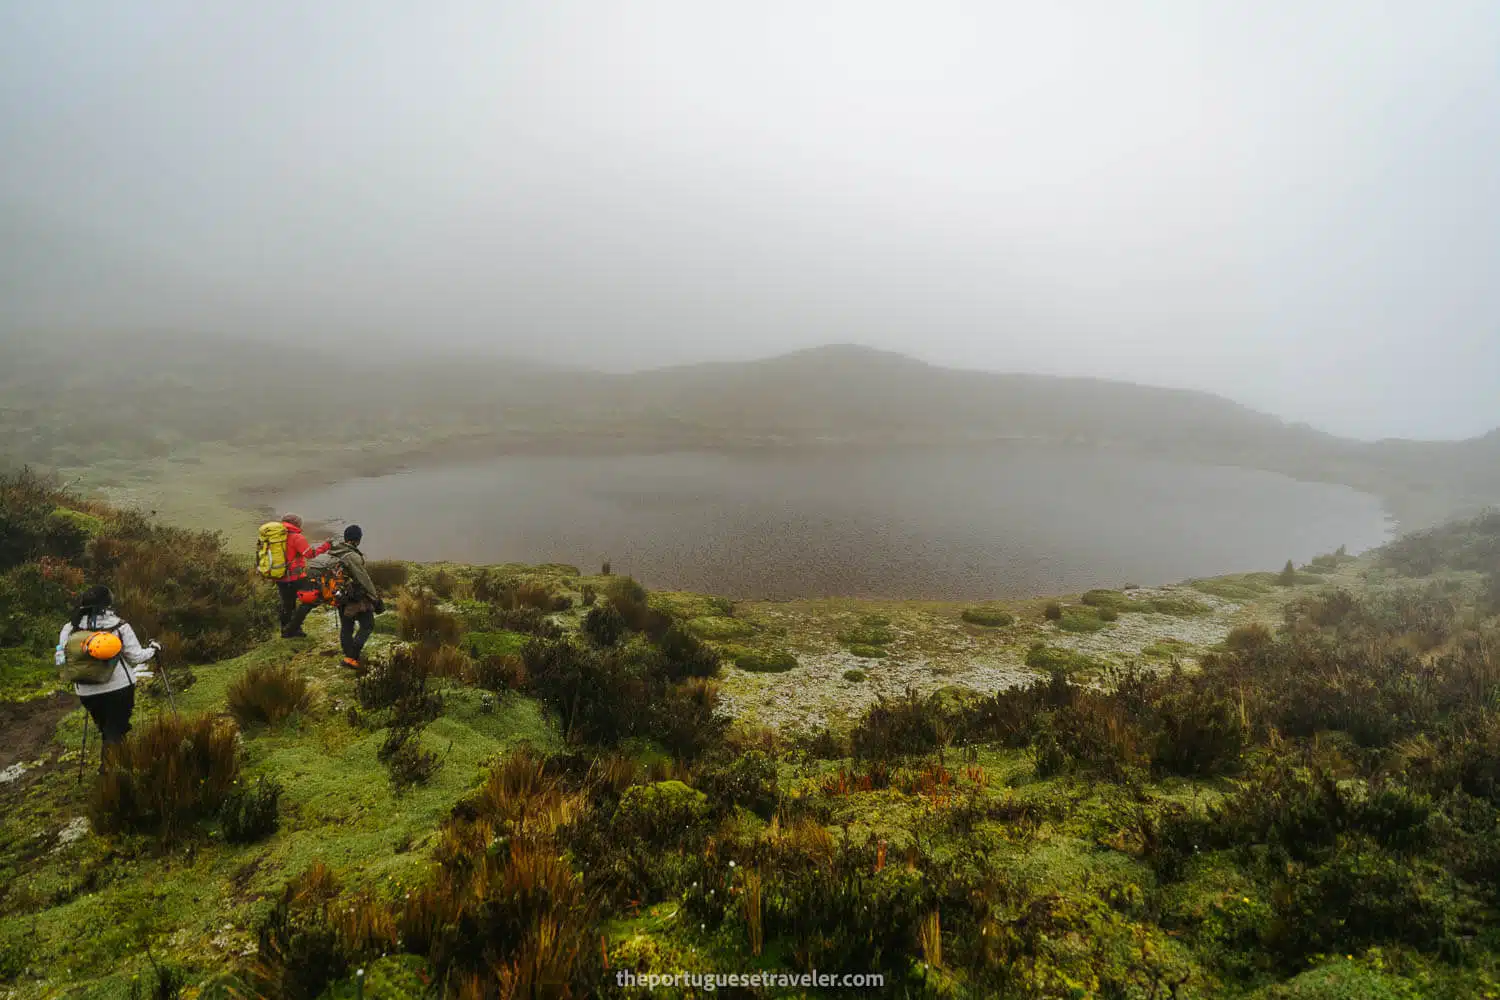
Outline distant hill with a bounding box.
[577,343,1326,451]
[1,331,1495,527]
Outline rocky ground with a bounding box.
[713,573,1328,733]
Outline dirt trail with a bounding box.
[0,691,74,774]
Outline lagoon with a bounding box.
[277,445,1393,600]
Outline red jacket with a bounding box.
[282,523,331,582]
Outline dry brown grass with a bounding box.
[227,661,311,726]
[92,711,241,842]
[397,590,462,646]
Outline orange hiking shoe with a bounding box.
[342,656,360,669]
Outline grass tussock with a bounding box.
[396,590,462,646]
[226,661,311,727]
[92,712,241,842]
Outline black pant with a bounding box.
[81,684,135,766]
[340,607,375,662]
[278,580,316,635]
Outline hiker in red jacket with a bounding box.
[277,513,332,638]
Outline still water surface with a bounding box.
[278,446,1394,600]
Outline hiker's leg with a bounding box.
[286,595,315,635]
[350,611,375,661]
[276,581,298,631]
[89,686,135,769]
[339,607,357,658]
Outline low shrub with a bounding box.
[606,576,671,639]
[365,560,410,591]
[525,638,651,745]
[396,590,461,646]
[961,608,1015,627]
[470,653,527,692]
[1380,510,1500,577]
[653,678,729,757]
[1267,844,1464,968]
[843,669,866,682]
[1043,602,1064,621]
[240,863,351,1000]
[849,644,888,659]
[581,603,627,647]
[1150,682,1244,777]
[735,649,799,673]
[492,606,564,638]
[655,625,721,681]
[356,646,442,725]
[92,712,241,842]
[128,955,186,1000]
[615,780,710,845]
[219,775,284,844]
[1224,622,1274,651]
[226,661,310,727]
[851,689,946,760]
[379,725,441,791]
[428,569,458,598]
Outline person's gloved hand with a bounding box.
[147,639,162,651]
[134,670,154,682]
[374,599,386,614]
[54,648,66,667]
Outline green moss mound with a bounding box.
[734,649,799,673]
[1025,643,1108,675]
[837,614,895,647]
[960,607,1015,627]
[685,615,755,641]
[1057,607,1108,632]
[848,644,888,659]
[462,629,528,659]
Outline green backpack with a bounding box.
[58,623,126,685]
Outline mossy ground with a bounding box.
[1,548,1463,998]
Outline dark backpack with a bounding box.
[302,552,346,605]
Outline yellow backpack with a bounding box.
[256,521,289,580]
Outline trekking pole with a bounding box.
[77,711,90,784]
[153,646,178,715]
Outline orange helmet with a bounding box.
[83,630,123,661]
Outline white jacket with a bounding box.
[57,611,156,697]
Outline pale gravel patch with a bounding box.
[0,763,25,784]
[720,648,1036,733]
[1045,586,1245,662]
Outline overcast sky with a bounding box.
[2,2,1497,440]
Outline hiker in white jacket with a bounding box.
[55,585,158,761]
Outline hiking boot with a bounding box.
[281,629,308,639]
[341,656,361,669]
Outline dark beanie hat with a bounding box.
[78,584,113,610]
[343,524,363,544]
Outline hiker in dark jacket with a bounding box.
[54,585,158,766]
[329,524,383,668]
[277,513,333,638]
